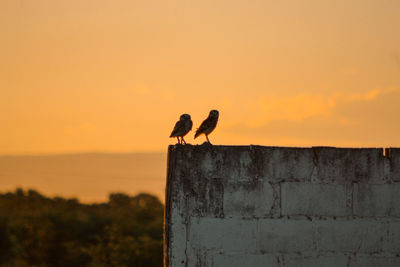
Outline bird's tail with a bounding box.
[194,130,200,139]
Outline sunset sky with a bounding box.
[1,0,400,155]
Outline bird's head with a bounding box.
[209,110,219,118]
[180,114,191,121]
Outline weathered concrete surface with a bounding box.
[281,182,350,217]
[354,183,400,217]
[164,145,400,267]
[313,147,385,184]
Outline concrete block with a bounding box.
[212,253,279,267]
[188,218,257,252]
[180,173,224,217]
[175,145,316,183]
[386,221,400,252]
[316,220,387,253]
[175,145,257,183]
[256,219,317,253]
[387,148,400,182]
[314,147,384,184]
[223,180,278,218]
[354,184,400,217]
[284,254,349,267]
[185,250,214,267]
[350,256,400,267]
[260,147,315,182]
[281,182,349,217]
[168,208,188,267]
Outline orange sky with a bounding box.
[1,0,400,155]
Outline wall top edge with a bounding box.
[168,144,399,151]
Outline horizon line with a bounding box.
[0,150,167,157]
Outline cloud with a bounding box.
[227,88,400,147]
[244,88,384,128]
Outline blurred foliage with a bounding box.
[0,188,164,267]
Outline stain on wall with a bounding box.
[164,145,400,267]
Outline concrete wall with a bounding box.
[164,145,400,267]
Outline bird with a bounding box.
[169,114,193,145]
[194,110,219,144]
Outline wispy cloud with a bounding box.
[226,87,400,147]
[244,88,386,127]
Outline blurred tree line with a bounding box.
[0,188,163,267]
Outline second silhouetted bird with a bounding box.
[169,114,193,144]
[195,110,219,144]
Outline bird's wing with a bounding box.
[170,120,184,137]
[195,117,213,138]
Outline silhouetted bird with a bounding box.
[170,114,193,144]
[194,110,219,144]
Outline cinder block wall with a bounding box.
[164,145,400,267]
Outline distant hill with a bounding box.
[0,152,167,203]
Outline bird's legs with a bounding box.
[176,137,181,144]
[181,137,187,145]
[206,134,211,144]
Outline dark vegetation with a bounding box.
[0,188,164,267]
